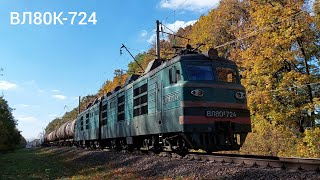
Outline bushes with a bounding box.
[0,96,24,152]
[241,115,320,158]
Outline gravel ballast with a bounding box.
[46,147,320,179]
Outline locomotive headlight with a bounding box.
[191,89,204,97]
[235,92,246,99]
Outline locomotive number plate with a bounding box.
[205,110,237,118]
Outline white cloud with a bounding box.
[159,0,219,12]
[0,80,17,90]
[147,20,197,44]
[51,89,60,93]
[49,114,57,118]
[147,33,157,44]
[17,116,38,123]
[15,104,40,108]
[140,30,148,38]
[52,94,67,100]
[166,20,197,32]
[38,89,45,94]
[18,104,30,107]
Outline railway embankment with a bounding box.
[1,147,319,179]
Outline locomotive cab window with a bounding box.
[169,66,180,84]
[186,65,214,81]
[215,67,238,83]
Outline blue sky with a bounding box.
[0,0,219,140]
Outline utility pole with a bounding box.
[156,20,161,60]
[78,96,81,115]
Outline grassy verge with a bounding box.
[0,148,68,179]
[0,147,137,179]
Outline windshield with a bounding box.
[216,67,238,83]
[186,65,214,80]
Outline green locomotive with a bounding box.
[46,47,251,155]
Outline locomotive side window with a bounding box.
[215,67,238,83]
[85,113,89,129]
[109,97,117,123]
[186,65,214,80]
[101,103,107,125]
[117,94,125,121]
[80,116,84,131]
[133,83,148,117]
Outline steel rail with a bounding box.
[56,146,320,171]
[159,152,320,171]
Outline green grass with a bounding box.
[0,148,73,179]
[0,147,139,180]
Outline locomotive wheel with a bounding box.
[127,144,134,152]
[111,140,121,151]
[175,138,188,157]
[94,142,100,150]
[205,147,213,154]
[151,136,161,154]
[143,139,150,150]
[120,140,127,150]
[100,142,106,150]
[152,146,161,154]
[89,142,94,150]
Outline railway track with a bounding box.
[158,151,320,171]
[63,146,320,172]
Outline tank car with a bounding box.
[45,119,76,146]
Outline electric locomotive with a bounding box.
[45,46,251,155]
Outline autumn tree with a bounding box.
[97,69,129,97]
[314,0,320,64]
[189,0,249,58]
[45,95,96,134]
[315,0,320,26]
[233,0,320,156]
[168,25,193,48]
[239,0,319,129]
[127,53,146,74]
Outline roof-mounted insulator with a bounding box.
[203,48,218,60]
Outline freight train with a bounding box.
[44,46,251,155]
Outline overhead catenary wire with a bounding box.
[159,0,221,48]
[201,1,221,16]
[160,23,175,34]
[247,81,320,94]
[163,0,189,23]
[120,0,217,59]
[126,47,157,57]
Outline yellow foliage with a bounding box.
[241,115,299,157]
[98,73,129,96]
[296,128,320,158]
